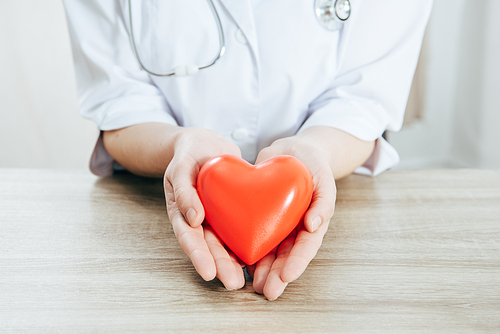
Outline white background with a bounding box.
[391,0,500,170]
[0,0,499,170]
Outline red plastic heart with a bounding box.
[197,154,313,265]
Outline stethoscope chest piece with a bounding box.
[315,0,351,31]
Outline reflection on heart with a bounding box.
[197,155,313,265]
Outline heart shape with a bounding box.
[197,155,313,265]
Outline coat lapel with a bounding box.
[218,0,260,64]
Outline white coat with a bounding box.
[63,0,433,176]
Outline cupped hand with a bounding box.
[246,136,336,300]
[164,128,245,290]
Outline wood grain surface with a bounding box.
[0,169,499,332]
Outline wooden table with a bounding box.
[1,169,499,332]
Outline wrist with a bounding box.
[172,127,242,169]
[270,135,331,164]
[296,126,376,179]
[172,126,189,152]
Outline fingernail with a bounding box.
[186,208,197,225]
[312,216,322,232]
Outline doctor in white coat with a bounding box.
[64,0,432,300]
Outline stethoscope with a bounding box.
[128,0,351,77]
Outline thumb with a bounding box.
[164,159,205,228]
[303,169,336,233]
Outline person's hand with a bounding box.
[246,136,336,300]
[164,128,246,290]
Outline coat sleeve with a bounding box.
[298,0,433,175]
[63,0,178,176]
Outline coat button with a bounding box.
[235,28,248,44]
[231,128,249,141]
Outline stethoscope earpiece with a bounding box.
[315,0,351,31]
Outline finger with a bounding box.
[280,221,329,283]
[229,250,246,289]
[246,264,256,278]
[252,248,278,295]
[303,167,336,233]
[204,226,245,290]
[167,190,216,281]
[165,157,205,228]
[262,237,296,301]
